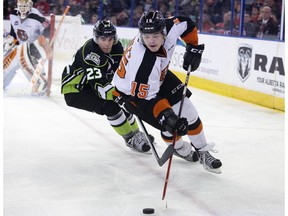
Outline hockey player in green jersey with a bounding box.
[61,20,151,153]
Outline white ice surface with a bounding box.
[3,78,285,216]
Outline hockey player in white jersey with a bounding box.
[113,11,222,173]
[3,0,52,95]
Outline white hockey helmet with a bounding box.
[17,0,33,19]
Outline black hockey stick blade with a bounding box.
[157,144,174,166]
[136,116,174,166]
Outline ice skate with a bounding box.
[126,131,151,153]
[173,141,199,162]
[197,143,222,174]
[174,149,199,162]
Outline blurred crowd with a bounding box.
[3,0,284,40]
[200,0,283,40]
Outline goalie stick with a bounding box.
[162,65,192,200]
[30,5,70,94]
[136,116,174,167]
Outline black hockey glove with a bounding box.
[113,90,126,109]
[158,109,188,136]
[112,89,134,113]
[183,44,205,72]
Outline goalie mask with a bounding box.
[93,20,118,45]
[17,0,33,19]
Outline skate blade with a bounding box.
[203,165,222,174]
[129,147,152,154]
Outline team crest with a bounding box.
[85,52,100,65]
[237,44,252,82]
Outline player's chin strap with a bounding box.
[162,65,192,201]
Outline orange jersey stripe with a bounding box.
[153,98,171,118]
[181,28,198,46]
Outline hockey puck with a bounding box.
[143,208,155,214]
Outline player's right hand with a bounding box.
[158,109,188,136]
[173,117,188,136]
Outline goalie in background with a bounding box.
[61,20,152,153]
[3,0,52,95]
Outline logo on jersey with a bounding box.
[237,44,252,82]
[85,52,100,65]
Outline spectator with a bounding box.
[214,11,232,35]
[34,0,50,16]
[111,9,129,26]
[251,6,260,23]
[158,2,169,18]
[143,0,154,12]
[74,0,84,6]
[110,0,125,13]
[90,0,99,16]
[68,0,81,16]
[252,0,264,9]
[80,1,92,24]
[4,0,15,19]
[131,5,144,27]
[263,0,281,22]
[233,1,241,30]
[51,0,66,15]
[243,12,258,37]
[202,14,215,33]
[123,0,142,10]
[205,0,224,25]
[90,13,98,25]
[257,6,278,39]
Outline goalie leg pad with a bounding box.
[3,47,20,89]
[3,70,17,89]
[19,42,48,94]
[19,42,38,80]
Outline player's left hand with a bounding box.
[112,89,131,113]
[183,44,205,72]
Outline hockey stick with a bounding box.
[30,5,70,93]
[136,116,174,166]
[162,65,192,200]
